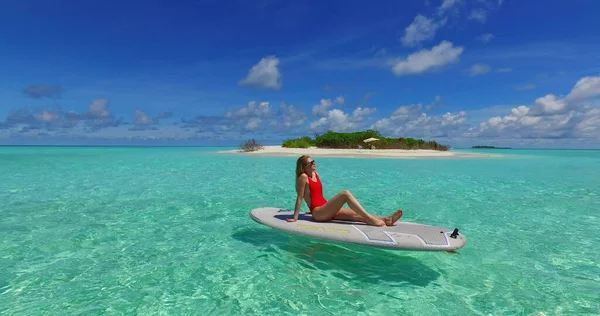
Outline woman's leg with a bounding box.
[331,208,404,226]
[329,208,373,222]
[312,190,385,226]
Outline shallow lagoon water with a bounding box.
[1,146,599,315]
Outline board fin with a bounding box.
[450,228,459,239]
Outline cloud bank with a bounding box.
[2,76,599,147]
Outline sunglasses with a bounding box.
[305,160,316,166]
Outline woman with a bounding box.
[287,155,403,226]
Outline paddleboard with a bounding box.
[250,207,467,251]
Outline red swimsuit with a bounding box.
[308,173,327,213]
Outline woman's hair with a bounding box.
[296,155,311,179]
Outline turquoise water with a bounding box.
[1,146,599,315]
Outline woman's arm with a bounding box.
[288,175,307,222]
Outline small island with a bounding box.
[281,130,449,151]
[219,129,502,159]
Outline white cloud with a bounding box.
[206,100,308,133]
[134,110,154,126]
[225,101,271,119]
[239,56,282,90]
[531,95,568,115]
[271,103,306,129]
[34,110,59,123]
[576,108,600,137]
[309,109,348,133]
[392,41,464,76]
[468,63,491,76]
[399,0,465,50]
[80,98,121,130]
[245,117,262,131]
[371,103,467,138]
[438,0,463,14]
[476,33,494,44]
[352,106,376,118]
[222,101,274,131]
[469,9,488,23]
[311,97,346,117]
[465,76,600,139]
[312,98,334,117]
[87,99,110,118]
[309,106,376,133]
[565,76,600,102]
[401,15,446,47]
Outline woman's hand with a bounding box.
[286,218,297,222]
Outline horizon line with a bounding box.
[1,144,599,150]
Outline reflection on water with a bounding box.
[231,227,441,287]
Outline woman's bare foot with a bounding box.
[384,209,403,226]
[368,216,386,226]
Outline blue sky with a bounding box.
[1,0,600,148]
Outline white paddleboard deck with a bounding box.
[250,207,467,251]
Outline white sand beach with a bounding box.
[217,146,501,159]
